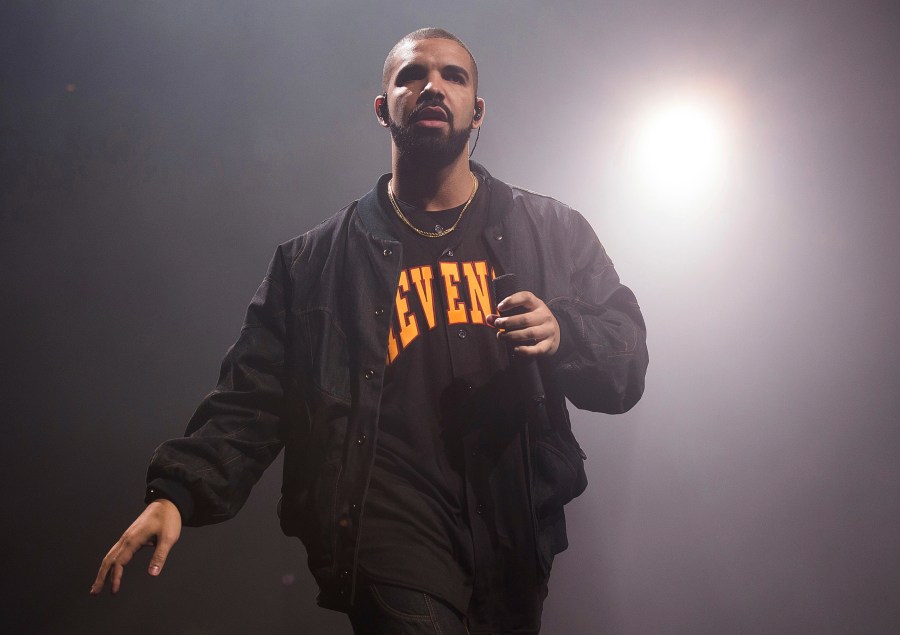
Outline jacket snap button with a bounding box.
[446,249,454,257]
[457,329,467,339]
[374,308,384,316]
[357,434,367,445]
[476,504,485,516]
[364,369,375,380]
[383,248,392,257]
[494,235,503,241]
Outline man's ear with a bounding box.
[472,97,486,129]
[374,94,390,127]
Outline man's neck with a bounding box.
[390,150,472,211]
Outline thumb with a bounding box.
[148,538,174,576]
[145,498,181,577]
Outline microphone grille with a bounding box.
[492,273,521,303]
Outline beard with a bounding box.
[389,115,471,168]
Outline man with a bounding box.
[92,28,648,634]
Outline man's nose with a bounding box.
[420,74,446,100]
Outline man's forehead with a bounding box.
[388,38,474,77]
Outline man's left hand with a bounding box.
[486,291,560,357]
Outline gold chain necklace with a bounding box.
[387,173,478,238]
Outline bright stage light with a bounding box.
[626,94,730,215]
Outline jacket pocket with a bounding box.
[293,308,351,404]
[279,456,343,576]
[531,430,586,576]
[531,429,588,520]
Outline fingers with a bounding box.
[491,292,540,333]
[496,290,538,312]
[90,499,182,596]
[91,556,112,595]
[91,534,140,595]
[491,291,560,356]
[505,333,557,357]
[111,561,125,594]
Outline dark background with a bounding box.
[2,1,898,632]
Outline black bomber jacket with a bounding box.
[146,162,648,613]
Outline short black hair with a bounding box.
[382,28,478,93]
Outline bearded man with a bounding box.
[92,27,648,635]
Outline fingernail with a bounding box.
[149,564,160,575]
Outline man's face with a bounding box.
[382,38,480,167]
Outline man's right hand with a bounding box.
[90,498,182,595]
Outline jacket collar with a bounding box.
[356,173,397,243]
[473,161,514,231]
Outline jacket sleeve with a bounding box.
[145,246,290,525]
[546,211,648,414]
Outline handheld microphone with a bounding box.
[492,274,549,426]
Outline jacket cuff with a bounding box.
[145,478,195,523]
[550,304,578,363]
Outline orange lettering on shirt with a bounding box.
[440,262,468,324]
[395,269,419,347]
[463,260,492,324]
[386,325,399,364]
[409,265,437,329]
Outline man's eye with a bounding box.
[396,67,425,85]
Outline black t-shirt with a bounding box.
[358,175,543,632]
[358,175,505,614]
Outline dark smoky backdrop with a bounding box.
[2,1,898,632]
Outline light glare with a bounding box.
[628,95,730,215]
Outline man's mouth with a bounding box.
[412,105,449,127]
